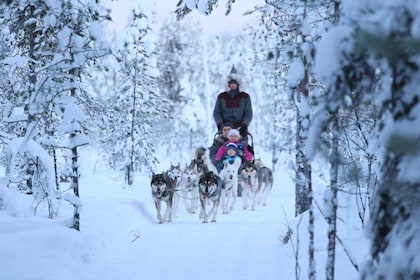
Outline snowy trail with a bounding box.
[80,170,296,280]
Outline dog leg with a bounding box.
[221,189,228,214]
[190,198,195,214]
[259,185,265,206]
[191,188,199,214]
[183,192,192,213]
[162,201,169,223]
[242,188,249,210]
[166,195,173,222]
[251,189,258,211]
[262,184,268,206]
[199,206,204,220]
[257,182,263,205]
[155,200,164,224]
[172,192,179,217]
[209,200,219,222]
[225,191,231,214]
[200,198,208,223]
[230,184,238,212]
[265,179,273,206]
[163,200,168,222]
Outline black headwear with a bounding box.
[222,122,233,129]
[229,65,237,75]
[228,65,239,85]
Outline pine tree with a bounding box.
[98,4,163,183]
[0,0,111,225]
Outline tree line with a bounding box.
[1,0,419,279]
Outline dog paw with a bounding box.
[211,220,216,223]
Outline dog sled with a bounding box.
[210,129,255,198]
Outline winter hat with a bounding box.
[227,65,241,86]
[227,129,240,138]
[226,142,238,152]
[228,79,239,85]
[236,142,244,151]
[222,122,233,129]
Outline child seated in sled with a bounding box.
[215,142,241,172]
[214,129,253,172]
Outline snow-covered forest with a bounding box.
[1,0,420,279]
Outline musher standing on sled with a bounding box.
[212,66,253,140]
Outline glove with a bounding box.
[239,124,248,136]
[236,142,244,152]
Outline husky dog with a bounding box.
[190,147,218,176]
[218,157,241,214]
[198,171,221,223]
[151,172,174,224]
[254,158,274,206]
[166,163,182,215]
[253,158,265,169]
[180,163,200,214]
[258,166,274,206]
[240,161,260,211]
[190,147,208,175]
[254,159,274,206]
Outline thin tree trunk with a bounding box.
[326,115,339,280]
[70,68,80,231]
[294,66,311,216]
[308,164,315,280]
[71,146,80,231]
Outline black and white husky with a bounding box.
[166,163,182,216]
[198,171,221,223]
[180,163,200,214]
[240,161,260,211]
[190,147,218,176]
[150,172,174,224]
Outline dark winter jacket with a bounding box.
[209,135,228,166]
[213,89,253,129]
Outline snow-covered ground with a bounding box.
[0,149,367,279]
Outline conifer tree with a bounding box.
[98,4,163,183]
[0,0,110,224]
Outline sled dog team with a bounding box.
[151,148,274,224]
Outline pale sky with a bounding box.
[109,0,263,34]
